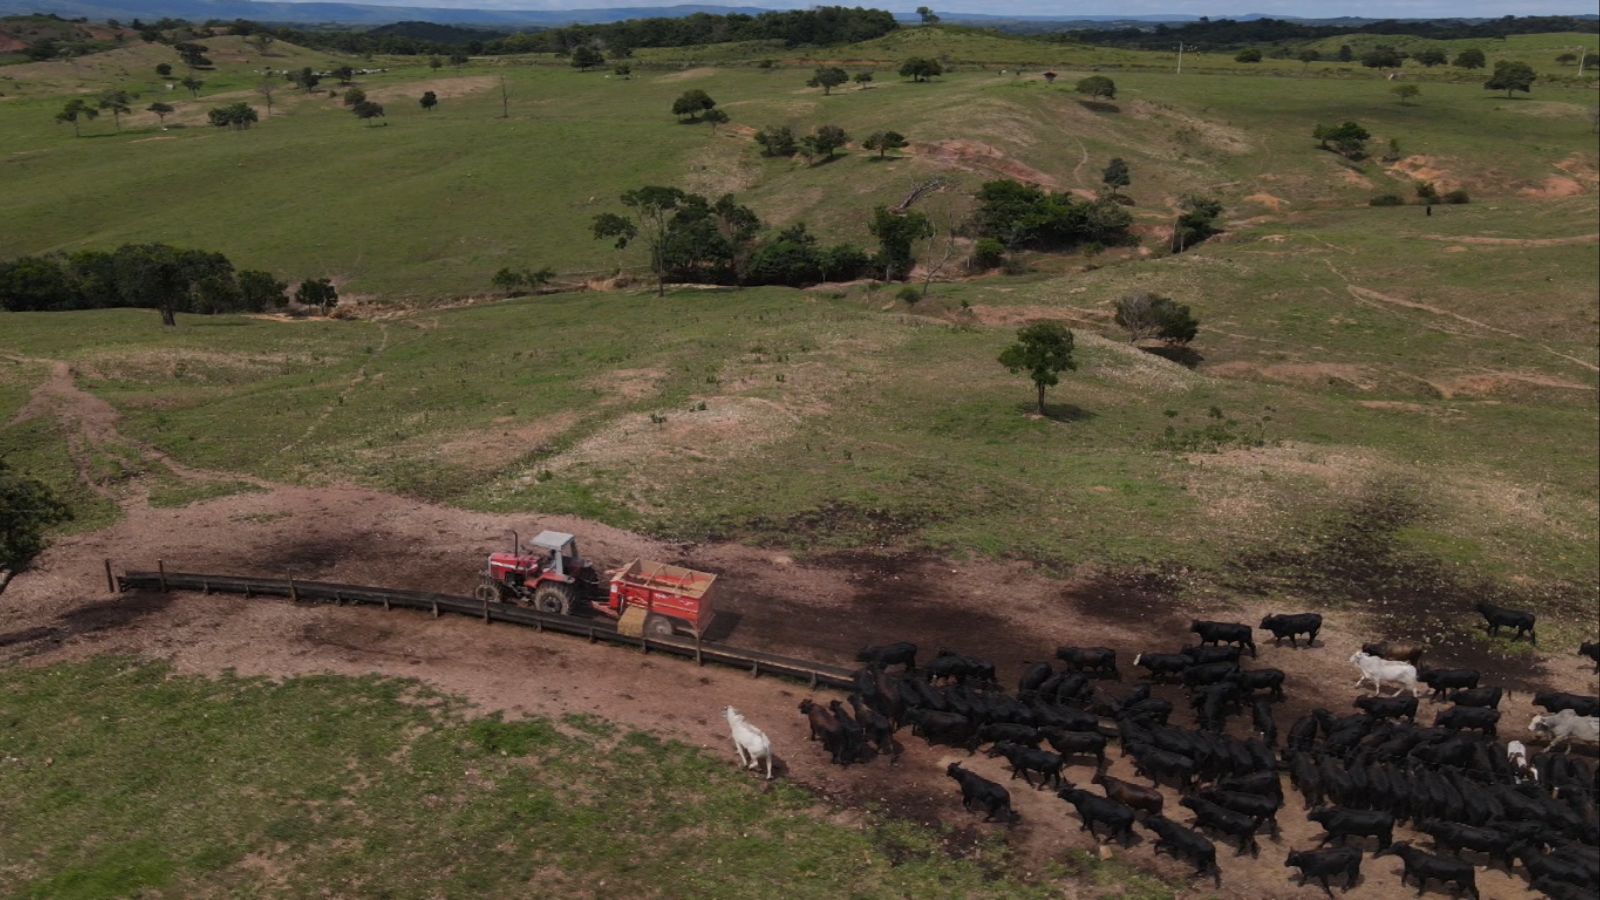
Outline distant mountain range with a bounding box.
[1,1,1593,29]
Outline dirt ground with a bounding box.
[3,359,1597,898]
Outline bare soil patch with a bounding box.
[1242,192,1287,212]
[1209,360,1379,391]
[1385,155,1461,193]
[1518,175,1587,199]
[432,411,582,471]
[907,140,1058,189]
[1427,370,1597,400]
[653,67,718,83]
[366,75,498,104]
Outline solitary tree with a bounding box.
[146,101,174,123]
[671,89,717,121]
[754,125,797,156]
[343,87,366,107]
[808,66,848,95]
[449,53,470,68]
[252,79,277,116]
[1114,292,1199,344]
[899,57,943,82]
[247,32,275,54]
[1102,157,1131,193]
[1296,48,1320,68]
[1313,120,1370,159]
[998,322,1077,416]
[155,62,172,77]
[863,130,908,158]
[1234,49,1262,63]
[1075,75,1116,100]
[854,71,874,84]
[1555,52,1578,66]
[800,124,849,162]
[1361,47,1404,69]
[1392,83,1421,105]
[98,90,132,131]
[295,278,338,315]
[0,460,71,601]
[180,75,204,98]
[571,46,605,70]
[614,63,632,79]
[1337,44,1354,62]
[420,90,438,111]
[291,67,319,92]
[868,206,932,280]
[916,6,940,24]
[1171,196,1223,253]
[352,100,386,125]
[54,98,98,136]
[1454,48,1486,69]
[592,186,687,297]
[1484,60,1536,98]
[1415,48,1448,67]
[704,108,730,131]
[333,65,355,85]
[428,55,443,71]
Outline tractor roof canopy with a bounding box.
[531,531,577,553]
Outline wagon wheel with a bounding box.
[474,580,503,604]
[645,614,676,639]
[533,582,577,616]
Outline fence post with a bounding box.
[104,559,115,594]
[383,595,391,611]
[431,598,439,618]
[694,633,703,666]
[289,579,299,603]
[482,599,489,624]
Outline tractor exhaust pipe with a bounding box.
[509,530,519,555]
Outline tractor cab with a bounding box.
[478,529,601,614]
[529,530,585,578]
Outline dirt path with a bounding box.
[281,322,391,454]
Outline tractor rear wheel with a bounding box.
[533,582,578,616]
[474,580,502,604]
[645,614,676,639]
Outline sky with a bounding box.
[266,0,1600,16]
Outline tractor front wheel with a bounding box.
[533,582,578,616]
[645,614,676,639]
[474,580,503,604]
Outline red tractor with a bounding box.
[475,530,717,638]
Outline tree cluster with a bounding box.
[207,102,259,130]
[899,57,944,82]
[1170,196,1224,254]
[1114,292,1199,344]
[971,180,1133,251]
[1053,16,1597,51]
[0,245,293,324]
[1313,120,1370,159]
[0,459,71,600]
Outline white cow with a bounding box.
[724,706,774,780]
[1505,740,1536,783]
[1529,709,1600,751]
[1348,651,1421,697]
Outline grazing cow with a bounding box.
[1142,815,1221,886]
[1446,686,1502,709]
[1474,601,1535,643]
[1133,652,1190,682]
[1349,652,1420,697]
[1309,807,1394,850]
[1580,641,1600,670]
[1092,771,1163,816]
[946,763,1016,823]
[1285,847,1362,897]
[1355,694,1418,722]
[1232,667,1286,700]
[1434,705,1499,737]
[1199,788,1281,838]
[1055,646,1118,677]
[724,706,774,780]
[1362,640,1425,665]
[1252,697,1278,747]
[1260,612,1322,648]
[1190,620,1257,658]
[1182,644,1242,665]
[1417,819,1515,868]
[993,742,1064,790]
[855,641,917,671]
[1040,727,1107,768]
[1529,710,1600,751]
[1058,786,1136,845]
[1377,841,1478,900]
[1533,691,1600,718]
[1180,795,1261,857]
[1417,668,1480,698]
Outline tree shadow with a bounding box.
[1021,402,1096,422]
[865,156,904,163]
[806,153,846,168]
[1141,344,1205,369]
[1077,100,1121,113]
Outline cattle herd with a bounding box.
[780,607,1600,897]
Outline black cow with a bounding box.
[1580,641,1600,670]
[1142,815,1221,886]
[1533,691,1600,718]
[1232,667,1286,699]
[1182,644,1242,665]
[1260,612,1322,648]
[1434,705,1499,737]
[1133,652,1191,682]
[1219,770,1282,800]
[1355,694,1418,722]
[1252,697,1278,746]
[945,763,1016,823]
[977,722,1041,749]
[855,641,917,671]
[1181,795,1261,857]
[1309,807,1393,850]
[1285,847,1362,897]
[1055,646,1118,677]
[1417,668,1479,698]
[1377,842,1478,900]
[1182,661,1239,688]
[1473,601,1535,643]
[1126,742,1196,790]
[1199,788,1282,838]
[993,742,1064,790]
[1190,620,1257,658]
[1093,771,1164,816]
[908,709,976,750]
[1040,727,1107,768]
[1016,661,1053,694]
[926,650,996,685]
[1058,786,1136,845]
[1445,686,1502,709]
[847,695,899,760]
[1417,820,1515,869]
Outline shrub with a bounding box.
[969,238,1005,271]
[1234,49,1263,63]
[1368,194,1405,207]
[1442,189,1470,204]
[896,286,922,304]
